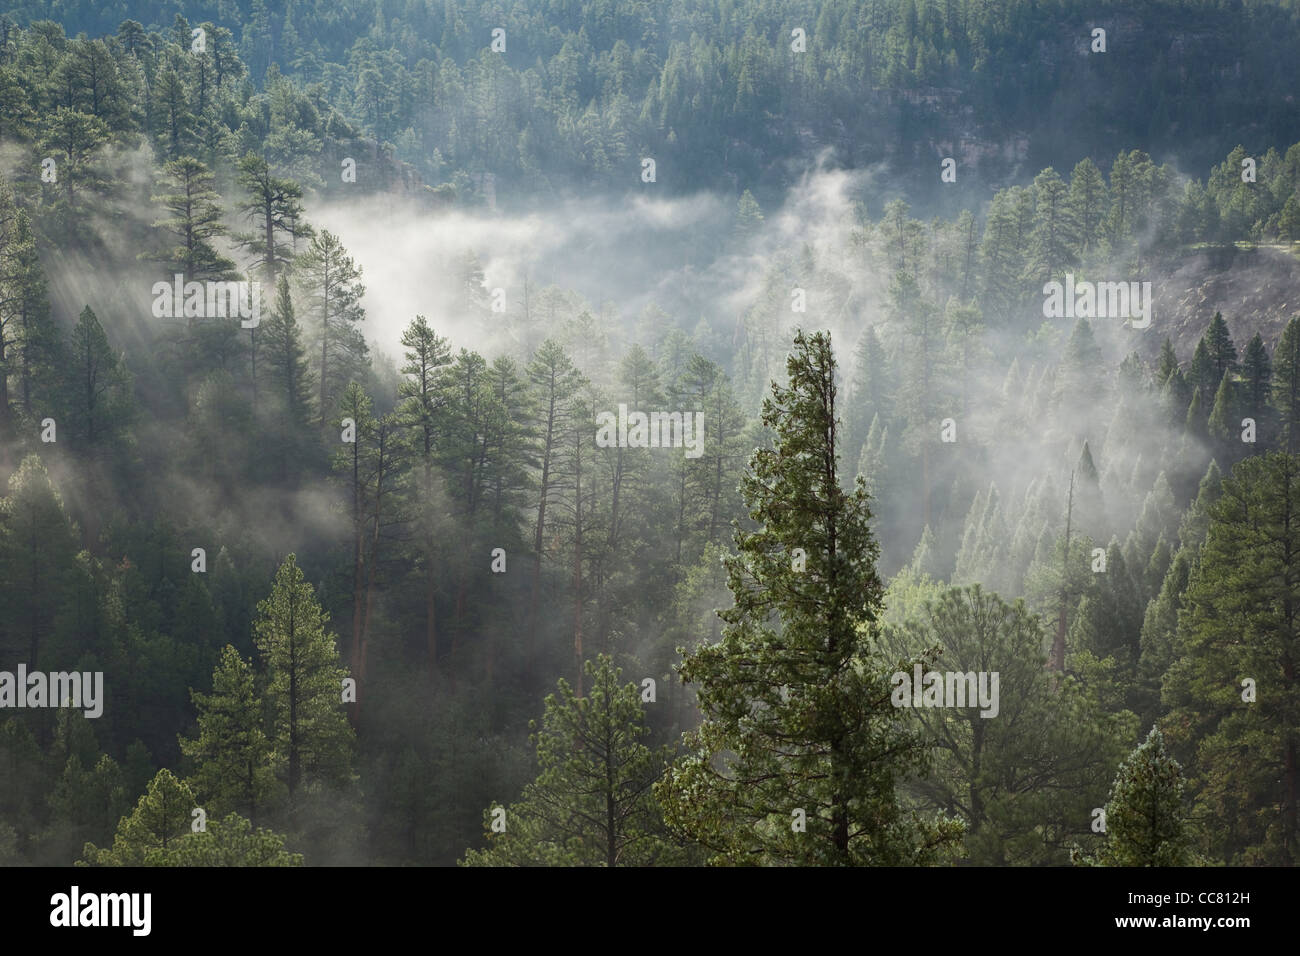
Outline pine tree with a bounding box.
[1155,338,1179,390]
[1204,312,1237,383]
[7,209,59,418]
[261,274,314,442]
[1135,549,1192,723]
[66,305,132,448]
[235,152,311,289]
[1076,727,1193,866]
[178,645,278,824]
[297,229,367,426]
[847,326,892,466]
[1165,451,1300,864]
[1056,320,1104,435]
[525,339,586,651]
[37,107,110,240]
[0,454,79,665]
[398,314,453,673]
[147,156,236,281]
[1272,317,1300,451]
[1240,332,1273,444]
[44,753,129,864]
[1187,338,1216,407]
[253,554,355,807]
[1068,157,1109,261]
[1207,369,1237,461]
[954,208,980,299]
[1160,366,1191,429]
[1075,540,1142,665]
[1177,459,1223,553]
[908,524,944,580]
[887,585,1132,864]
[80,769,195,866]
[152,58,196,159]
[1184,388,1207,442]
[733,188,764,243]
[980,188,1028,324]
[144,812,302,866]
[462,655,680,866]
[1030,166,1076,282]
[657,330,962,865]
[1074,441,1106,539]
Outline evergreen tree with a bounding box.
[1204,312,1238,382]
[1135,548,1192,723]
[398,314,453,673]
[1056,319,1103,434]
[887,585,1133,865]
[1074,441,1106,539]
[1155,338,1180,390]
[297,230,367,426]
[178,645,278,824]
[6,209,58,418]
[657,330,962,865]
[262,273,315,444]
[235,152,311,290]
[1187,338,1216,408]
[1271,317,1300,450]
[1068,157,1109,261]
[462,655,680,867]
[254,554,355,807]
[80,769,194,866]
[1075,727,1193,866]
[37,107,110,240]
[1207,368,1238,461]
[147,156,236,281]
[1030,166,1075,281]
[66,305,131,447]
[733,189,764,243]
[524,339,586,649]
[0,454,79,665]
[1165,452,1300,864]
[144,812,302,866]
[1240,332,1273,443]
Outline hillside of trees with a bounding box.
[7,0,1300,210]
[0,5,1297,868]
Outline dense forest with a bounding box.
[0,1,1298,868]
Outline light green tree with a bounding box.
[179,644,279,824]
[254,554,355,806]
[1073,726,1194,866]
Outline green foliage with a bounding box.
[178,645,279,824]
[462,655,680,866]
[143,813,302,866]
[0,6,1298,871]
[658,330,961,865]
[254,554,355,804]
[886,585,1136,865]
[80,768,194,866]
[1074,727,1194,867]
[1165,452,1300,864]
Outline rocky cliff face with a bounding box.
[1146,245,1300,358]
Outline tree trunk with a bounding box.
[349,432,363,725]
[574,428,584,696]
[1051,471,1075,674]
